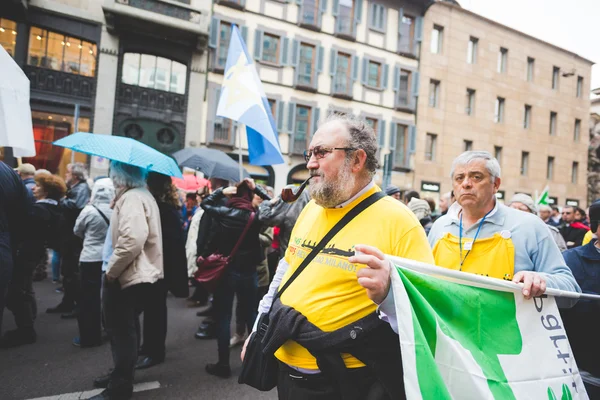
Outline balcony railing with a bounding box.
[395,90,414,110]
[290,135,308,155]
[335,15,356,39]
[212,118,235,146]
[299,3,320,29]
[332,75,353,99]
[24,65,95,101]
[116,0,203,24]
[117,83,186,113]
[215,0,245,10]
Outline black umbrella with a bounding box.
[172,148,250,182]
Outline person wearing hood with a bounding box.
[2,173,65,348]
[72,178,114,348]
[408,197,434,234]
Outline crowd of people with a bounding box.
[0,113,599,399]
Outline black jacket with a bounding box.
[560,223,589,249]
[200,188,266,273]
[157,202,189,298]
[59,180,91,252]
[0,162,31,287]
[21,201,62,260]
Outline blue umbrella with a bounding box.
[53,132,182,178]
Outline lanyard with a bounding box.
[459,208,493,267]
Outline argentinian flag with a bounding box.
[216,25,284,166]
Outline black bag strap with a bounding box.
[229,212,256,259]
[273,191,385,306]
[91,205,110,226]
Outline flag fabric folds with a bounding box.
[216,25,284,166]
[537,185,550,205]
[389,257,588,400]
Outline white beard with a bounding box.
[309,161,356,208]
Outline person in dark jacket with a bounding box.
[560,205,589,249]
[2,173,65,347]
[201,178,269,378]
[137,172,189,369]
[47,162,91,316]
[561,202,600,397]
[0,162,31,336]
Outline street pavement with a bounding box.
[0,279,278,400]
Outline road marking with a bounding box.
[27,381,161,400]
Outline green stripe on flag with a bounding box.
[396,268,524,399]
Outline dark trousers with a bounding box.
[140,279,167,360]
[0,283,8,334]
[213,271,257,366]
[77,262,103,346]
[102,278,153,392]
[277,363,391,400]
[6,258,37,330]
[61,247,81,309]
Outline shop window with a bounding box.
[0,18,18,57]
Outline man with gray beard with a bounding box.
[242,114,433,399]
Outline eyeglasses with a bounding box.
[303,146,358,163]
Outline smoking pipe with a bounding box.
[281,176,313,203]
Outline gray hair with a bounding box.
[321,113,379,178]
[109,161,147,189]
[538,204,552,213]
[68,162,88,181]
[450,151,501,181]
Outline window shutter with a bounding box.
[411,71,420,97]
[378,120,386,148]
[352,55,359,81]
[355,0,363,23]
[282,37,290,66]
[393,66,400,91]
[368,3,376,28]
[361,58,368,85]
[277,100,286,133]
[390,122,397,151]
[397,8,404,34]
[319,0,328,27]
[414,17,423,53]
[317,46,324,73]
[291,39,300,66]
[287,102,297,133]
[241,26,248,43]
[382,64,389,89]
[312,107,321,136]
[209,18,219,49]
[207,87,220,143]
[253,30,263,60]
[332,0,339,16]
[329,49,337,76]
[409,125,416,154]
[231,122,238,146]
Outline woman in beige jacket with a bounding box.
[91,161,163,400]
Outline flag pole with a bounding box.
[238,123,243,182]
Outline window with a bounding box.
[28,26,97,77]
[465,88,475,115]
[332,52,352,96]
[335,0,358,38]
[397,69,411,106]
[216,21,232,69]
[365,117,378,132]
[267,98,277,119]
[552,67,560,90]
[521,152,529,176]
[494,97,505,123]
[494,146,502,164]
[498,47,508,73]
[0,18,17,57]
[577,76,583,98]
[369,3,386,31]
[425,133,437,161]
[526,57,534,82]
[549,112,557,136]
[574,119,581,142]
[398,15,415,54]
[463,140,473,152]
[293,105,312,154]
[524,105,531,129]
[393,124,409,168]
[297,43,316,87]
[572,162,578,184]
[367,60,381,88]
[431,25,443,54]
[261,33,280,64]
[429,79,440,107]
[467,37,478,64]
[121,53,187,94]
[300,0,320,26]
[547,156,554,180]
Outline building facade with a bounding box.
[201,0,429,189]
[0,0,210,177]
[413,1,593,208]
[588,90,600,204]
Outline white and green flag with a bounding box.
[388,256,588,400]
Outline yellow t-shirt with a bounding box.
[274,186,435,369]
[583,230,594,246]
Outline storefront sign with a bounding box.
[566,199,579,207]
[421,181,440,193]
